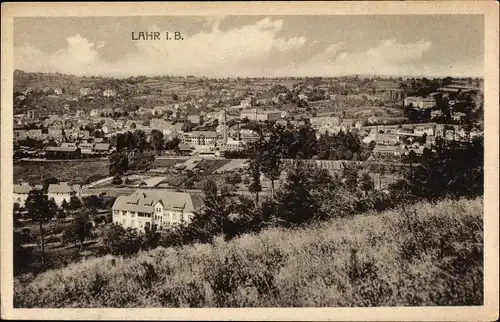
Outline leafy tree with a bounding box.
[247,159,262,204]
[165,137,180,150]
[183,180,231,243]
[25,189,54,267]
[82,195,101,210]
[109,151,129,176]
[150,129,164,152]
[181,121,194,132]
[112,175,123,185]
[391,136,483,201]
[359,172,375,193]
[72,210,94,250]
[225,172,242,186]
[252,126,284,199]
[42,177,59,192]
[101,224,142,256]
[61,199,70,213]
[275,161,331,226]
[342,164,360,192]
[56,207,67,222]
[142,226,160,250]
[14,231,34,276]
[69,195,83,212]
[133,130,148,152]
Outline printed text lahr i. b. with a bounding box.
[131,31,184,40]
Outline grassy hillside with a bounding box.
[14,197,483,308]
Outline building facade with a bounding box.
[112,189,203,232]
[47,182,82,206]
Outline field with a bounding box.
[151,157,188,168]
[14,160,109,185]
[14,197,483,308]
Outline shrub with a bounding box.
[100,224,142,256]
[111,176,123,185]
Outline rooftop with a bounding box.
[112,189,204,213]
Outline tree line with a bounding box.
[101,132,484,256]
[227,122,373,162]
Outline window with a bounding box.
[131,220,135,228]
[172,213,177,220]
[123,219,127,225]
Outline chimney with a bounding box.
[222,110,228,144]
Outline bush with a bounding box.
[111,176,123,185]
[45,235,62,244]
[100,224,142,256]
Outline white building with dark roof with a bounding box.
[111,189,204,231]
[13,183,42,207]
[47,182,82,206]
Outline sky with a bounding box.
[13,15,484,78]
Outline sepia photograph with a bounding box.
[1,1,498,321]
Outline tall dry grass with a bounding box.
[14,197,483,307]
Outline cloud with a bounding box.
[14,26,482,77]
[14,18,307,77]
[275,39,482,77]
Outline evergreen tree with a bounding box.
[25,189,54,267]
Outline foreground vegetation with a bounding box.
[14,197,482,307]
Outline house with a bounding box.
[187,114,202,125]
[183,131,222,150]
[93,143,111,155]
[75,110,85,117]
[111,189,204,232]
[13,183,42,207]
[310,116,340,130]
[404,96,435,109]
[45,143,81,159]
[48,127,64,139]
[152,105,170,116]
[239,109,281,122]
[14,129,27,142]
[373,145,405,157]
[80,87,91,96]
[150,118,174,131]
[90,109,100,117]
[298,94,308,101]
[103,89,117,97]
[26,129,43,140]
[26,110,36,119]
[102,107,114,117]
[78,142,95,154]
[240,97,254,108]
[54,88,63,95]
[47,182,82,206]
[138,177,169,188]
[375,133,400,146]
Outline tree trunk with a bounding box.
[39,220,45,268]
[255,192,259,205]
[271,180,275,199]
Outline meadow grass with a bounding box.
[14,160,109,185]
[14,197,483,307]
